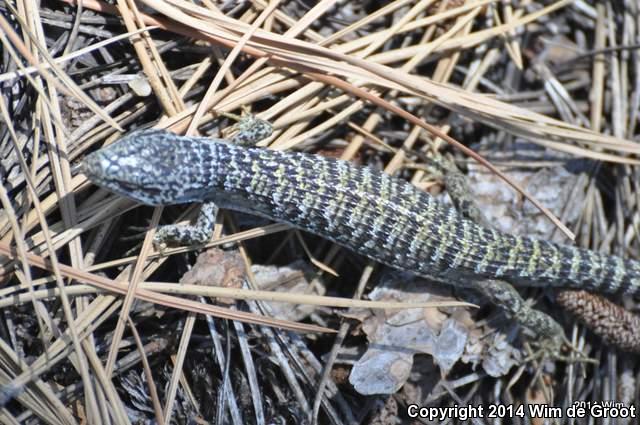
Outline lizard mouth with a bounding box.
[91,177,165,206]
[97,176,166,206]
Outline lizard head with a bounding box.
[81,129,215,206]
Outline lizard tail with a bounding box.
[474,231,640,295]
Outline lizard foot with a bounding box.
[152,202,218,249]
[219,110,273,146]
[524,338,598,365]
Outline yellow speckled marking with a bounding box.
[411,199,438,255]
[547,244,561,279]
[476,228,498,273]
[527,239,541,276]
[505,235,522,271]
[433,209,455,264]
[451,220,472,268]
[610,256,625,290]
[569,247,581,281]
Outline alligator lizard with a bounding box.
[81,123,640,297]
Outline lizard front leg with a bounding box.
[153,114,272,249]
[153,202,219,248]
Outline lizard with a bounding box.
[80,117,640,307]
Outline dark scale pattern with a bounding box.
[82,129,640,296]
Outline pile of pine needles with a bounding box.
[0,0,639,423]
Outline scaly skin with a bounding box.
[81,129,640,296]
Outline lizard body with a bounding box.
[81,129,640,296]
